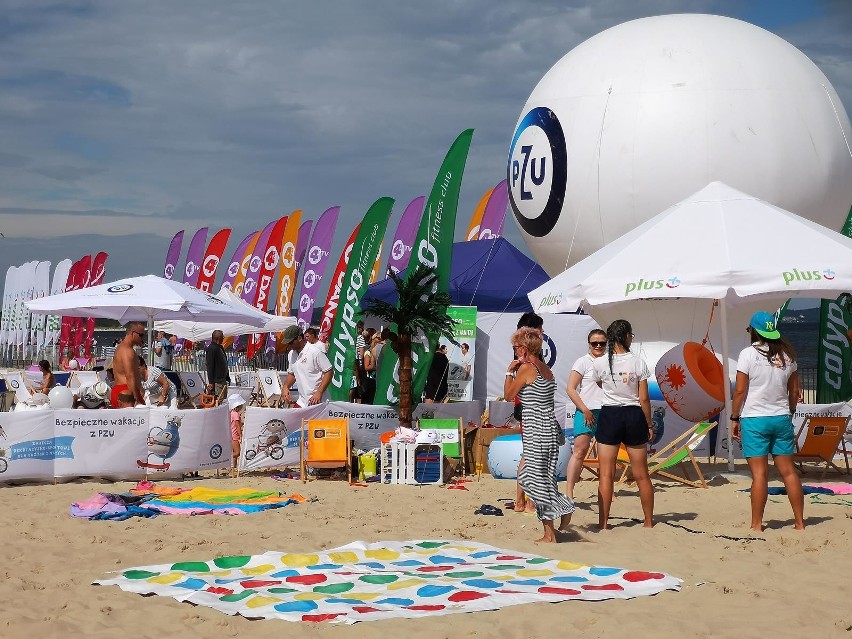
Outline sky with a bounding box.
[0,0,850,311]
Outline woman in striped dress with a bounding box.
[504,327,575,542]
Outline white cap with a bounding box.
[227,393,246,410]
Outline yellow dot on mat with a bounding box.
[328,552,359,564]
[148,573,183,585]
[293,592,328,601]
[245,595,281,608]
[364,549,400,560]
[556,561,585,571]
[243,564,276,575]
[279,554,320,567]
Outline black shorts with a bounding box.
[596,405,649,447]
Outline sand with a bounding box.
[1,464,850,638]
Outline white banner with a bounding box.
[0,406,230,482]
[16,261,38,347]
[0,265,13,347]
[46,259,72,347]
[443,306,477,402]
[33,261,51,349]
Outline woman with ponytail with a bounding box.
[591,320,654,530]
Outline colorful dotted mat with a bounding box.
[94,540,682,623]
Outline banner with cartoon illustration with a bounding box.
[0,406,230,482]
[442,306,477,401]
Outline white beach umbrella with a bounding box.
[26,274,268,359]
[528,182,852,469]
[154,286,296,341]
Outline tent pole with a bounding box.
[720,298,735,472]
[147,314,154,367]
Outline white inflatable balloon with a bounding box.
[48,385,74,409]
[655,342,724,423]
[509,14,852,275]
[67,358,79,370]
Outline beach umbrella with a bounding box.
[527,182,852,469]
[26,274,268,360]
[154,286,296,341]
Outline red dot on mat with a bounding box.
[538,587,582,596]
[448,591,489,602]
[581,583,624,591]
[285,574,327,585]
[622,571,665,582]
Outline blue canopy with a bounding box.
[365,237,549,312]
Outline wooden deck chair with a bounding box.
[177,371,206,407]
[257,369,283,407]
[581,440,630,482]
[793,415,851,478]
[627,421,716,488]
[69,370,99,391]
[4,372,34,405]
[418,417,465,475]
[300,418,351,483]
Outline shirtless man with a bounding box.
[111,322,146,407]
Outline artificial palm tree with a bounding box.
[361,264,457,428]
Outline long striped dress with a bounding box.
[518,367,575,522]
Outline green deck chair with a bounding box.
[623,421,716,488]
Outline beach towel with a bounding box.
[94,540,681,624]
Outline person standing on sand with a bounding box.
[504,327,574,543]
[731,311,804,532]
[591,319,654,531]
[206,330,231,399]
[111,322,146,407]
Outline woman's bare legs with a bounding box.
[514,457,536,512]
[746,456,769,531]
[534,519,557,543]
[566,434,592,500]
[625,444,654,527]
[596,443,619,530]
[773,455,805,530]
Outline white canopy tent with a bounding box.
[26,274,268,360]
[527,182,852,469]
[154,286,296,341]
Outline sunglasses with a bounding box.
[133,330,145,337]
[589,341,606,348]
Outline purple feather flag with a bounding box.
[296,206,340,331]
[385,195,424,277]
[294,220,313,279]
[181,228,209,287]
[163,231,184,280]
[220,231,258,292]
[478,179,508,239]
[240,220,277,305]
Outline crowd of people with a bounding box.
[504,310,804,541]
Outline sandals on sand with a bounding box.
[474,504,504,516]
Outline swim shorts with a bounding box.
[595,405,649,447]
[572,408,600,438]
[741,415,795,458]
[110,383,130,408]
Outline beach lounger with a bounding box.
[622,421,716,488]
[257,369,284,408]
[581,440,630,482]
[4,372,34,405]
[69,370,100,390]
[793,416,851,478]
[53,372,72,387]
[300,418,352,483]
[177,371,206,407]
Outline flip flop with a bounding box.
[474,504,504,516]
[447,484,468,490]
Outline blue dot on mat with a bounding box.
[306,564,342,570]
[326,598,366,605]
[269,570,300,578]
[391,560,425,567]
[589,567,621,577]
[428,554,465,564]
[273,600,318,613]
[174,578,207,590]
[357,562,386,569]
[470,551,499,558]
[375,598,414,606]
[551,576,589,583]
[461,579,502,589]
[507,579,546,586]
[417,585,456,597]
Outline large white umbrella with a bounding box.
[154,286,296,341]
[528,182,852,469]
[26,274,268,358]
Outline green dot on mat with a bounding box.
[526,558,549,564]
[416,541,447,549]
[170,561,211,572]
[220,590,256,602]
[213,556,252,569]
[359,575,399,584]
[267,587,299,594]
[487,565,524,571]
[314,582,355,594]
[124,570,159,580]
[446,571,485,578]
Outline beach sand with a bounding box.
[2,464,850,638]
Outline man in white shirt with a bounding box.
[279,325,333,407]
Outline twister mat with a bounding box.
[95,540,681,623]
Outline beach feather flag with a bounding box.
[275,210,302,317]
[477,179,509,240]
[297,207,340,332]
[83,252,108,357]
[375,129,474,406]
[318,223,360,343]
[182,228,209,289]
[222,231,260,293]
[465,186,494,241]
[294,219,314,282]
[71,254,92,354]
[326,197,394,401]
[196,229,232,293]
[32,261,51,350]
[247,216,289,357]
[385,196,424,277]
[163,231,184,280]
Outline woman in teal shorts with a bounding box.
[564,329,606,500]
[731,311,804,531]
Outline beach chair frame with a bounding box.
[177,371,207,408]
[4,372,34,405]
[257,369,284,408]
[70,370,100,391]
[793,415,851,478]
[581,439,630,482]
[621,421,716,488]
[300,418,352,483]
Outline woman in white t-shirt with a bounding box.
[564,328,606,500]
[591,319,654,530]
[730,311,803,532]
